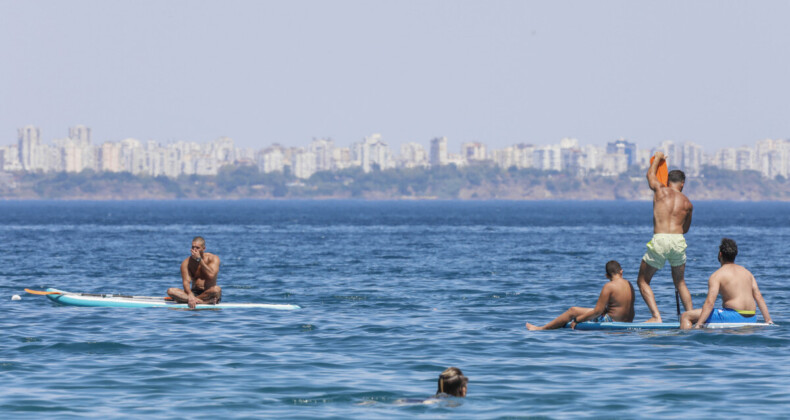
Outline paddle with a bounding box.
[24,289,173,300]
[650,156,669,186]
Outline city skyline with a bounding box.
[2,1,789,152]
[3,123,788,182]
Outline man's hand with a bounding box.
[188,294,198,309]
[570,320,577,329]
[693,323,704,329]
[191,247,202,261]
[653,151,666,162]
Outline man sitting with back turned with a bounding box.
[680,238,773,329]
[167,236,221,309]
[526,260,635,331]
[638,151,694,323]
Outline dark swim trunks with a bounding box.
[191,288,221,303]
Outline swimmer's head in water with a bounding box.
[437,367,468,397]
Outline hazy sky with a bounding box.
[1,0,788,152]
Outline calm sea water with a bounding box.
[1,200,788,419]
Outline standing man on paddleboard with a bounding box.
[638,151,693,322]
[167,236,221,308]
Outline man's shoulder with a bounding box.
[205,252,220,262]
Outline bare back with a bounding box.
[602,278,635,322]
[653,187,692,234]
[711,263,756,312]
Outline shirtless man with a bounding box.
[526,260,635,331]
[638,151,694,323]
[167,236,221,309]
[680,238,772,329]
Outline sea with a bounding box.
[1,200,788,419]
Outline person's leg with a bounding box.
[671,264,693,312]
[167,287,190,303]
[637,260,662,322]
[680,309,702,329]
[526,307,591,331]
[196,286,222,304]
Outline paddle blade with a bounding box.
[24,288,61,295]
[650,156,668,187]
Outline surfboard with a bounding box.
[570,321,772,331]
[40,288,301,310]
[650,156,668,186]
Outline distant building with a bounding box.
[430,136,448,167]
[18,125,41,171]
[533,145,561,171]
[735,147,755,171]
[602,153,628,176]
[310,138,334,172]
[606,138,637,167]
[461,142,486,162]
[399,142,428,168]
[292,148,316,179]
[258,145,286,174]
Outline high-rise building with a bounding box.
[461,142,487,162]
[69,125,91,146]
[399,142,428,168]
[430,137,448,167]
[681,142,703,176]
[292,148,317,179]
[310,138,334,172]
[606,138,637,167]
[735,147,755,171]
[18,125,41,171]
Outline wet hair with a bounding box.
[436,367,468,397]
[192,236,206,247]
[668,170,686,184]
[719,238,738,262]
[605,260,622,277]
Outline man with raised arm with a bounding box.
[167,236,221,309]
[680,238,772,329]
[526,260,635,331]
[638,151,694,323]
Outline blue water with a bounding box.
[1,200,788,419]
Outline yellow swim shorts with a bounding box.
[642,234,687,269]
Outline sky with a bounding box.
[1,0,788,152]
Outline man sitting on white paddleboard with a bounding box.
[167,236,222,309]
[638,151,694,323]
[680,238,773,329]
[526,260,635,331]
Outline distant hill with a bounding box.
[1,164,789,201]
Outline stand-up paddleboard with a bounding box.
[570,321,773,331]
[650,156,669,186]
[26,288,300,310]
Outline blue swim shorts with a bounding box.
[591,314,613,323]
[705,308,756,324]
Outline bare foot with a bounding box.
[645,316,662,323]
[525,322,542,331]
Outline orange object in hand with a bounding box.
[650,156,668,186]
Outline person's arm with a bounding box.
[647,152,666,192]
[180,258,198,308]
[752,275,773,324]
[574,285,610,324]
[682,204,693,234]
[198,255,220,281]
[693,275,720,329]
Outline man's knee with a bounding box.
[206,286,222,295]
[166,288,180,296]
